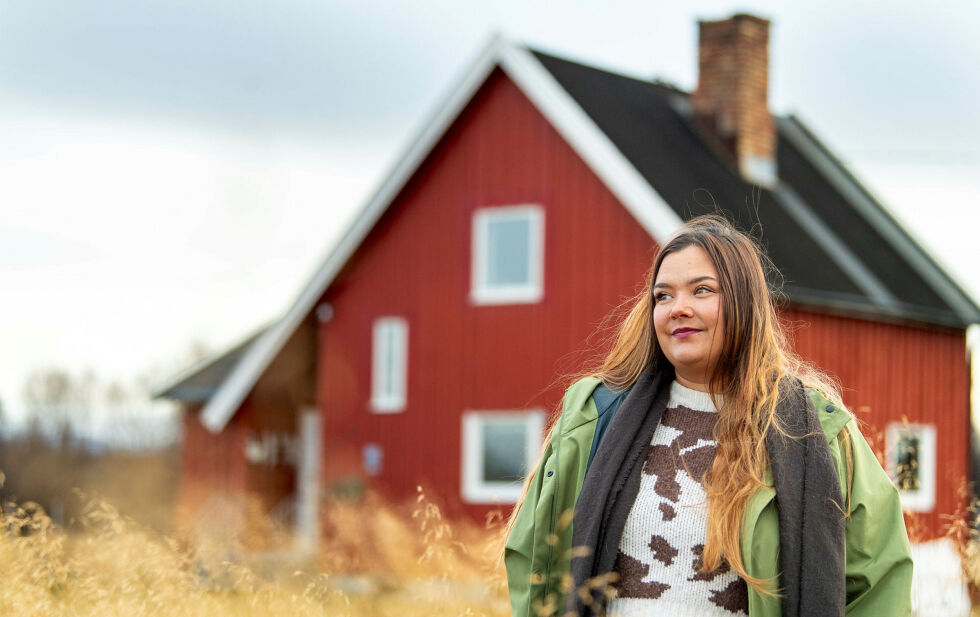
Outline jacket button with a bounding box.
[826,404,835,413]
[546,470,554,477]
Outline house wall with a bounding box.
[179,403,248,495]
[177,398,301,550]
[314,69,968,538]
[176,403,248,543]
[785,308,970,538]
[176,322,315,547]
[316,69,656,518]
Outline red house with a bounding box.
[157,14,979,546]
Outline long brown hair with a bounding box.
[505,214,842,594]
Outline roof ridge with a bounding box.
[528,47,688,95]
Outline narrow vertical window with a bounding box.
[370,317,407,413]
[461,410,545,503]
[471,205,544,305]
[885,422,936,512]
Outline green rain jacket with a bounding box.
[504,377,913,617]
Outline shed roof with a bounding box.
[153,326,268,404]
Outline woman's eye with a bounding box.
[654,292,670,302]
[695,285,713,295]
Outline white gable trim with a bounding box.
[200,36,682,432]
[498,44,683,241]
[199,36,507,431]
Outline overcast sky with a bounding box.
[1,0,978,431]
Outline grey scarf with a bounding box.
[567,362,845,617]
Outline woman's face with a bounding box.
[653,245,725,392]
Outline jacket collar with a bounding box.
[566,366,846,617]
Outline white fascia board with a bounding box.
[200,37,509,433]
[497,44,684,244]
[779,115,980,325]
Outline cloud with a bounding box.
[0,0,451,138]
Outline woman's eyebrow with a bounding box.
[653,275,717,290]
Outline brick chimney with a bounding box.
[692,14,776,186]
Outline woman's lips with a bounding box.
[672,328,701,338]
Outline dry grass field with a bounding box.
[0,441,977,617]
[0,485,511,617]
[0,440,180,534]
[7,487,980,617]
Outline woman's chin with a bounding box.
[665,353,707,372]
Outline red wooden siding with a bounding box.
[180,403,247,496]
[177,403,248,541]
[313,68,968,538]
[178,398,301,549]
[177,322,315,543]
[784,308,969,538]
[316,69,657,519]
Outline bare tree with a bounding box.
[22,368,94,447]
[102,377,178,449]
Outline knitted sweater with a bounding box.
[607,380,748,617]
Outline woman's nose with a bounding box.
[670,295,694,319]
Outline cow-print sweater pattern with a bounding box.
[606,381,749,617]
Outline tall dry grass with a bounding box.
[0,487,510,617]
[3,436,979,617]
[0,438,179,533]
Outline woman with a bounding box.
[504,215,912,617]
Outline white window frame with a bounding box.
[885,422,936,513]
[461,409,546,504]
[370,317,408,413]
[470,205,544,305]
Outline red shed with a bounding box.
[158,15,979,545]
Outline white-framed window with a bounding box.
[461,410,546,504]
[470,205,544,305]
[370,317,408,413]
[885,422,936,512]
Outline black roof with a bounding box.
[532,49,980,328]
[154,327,267,403]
